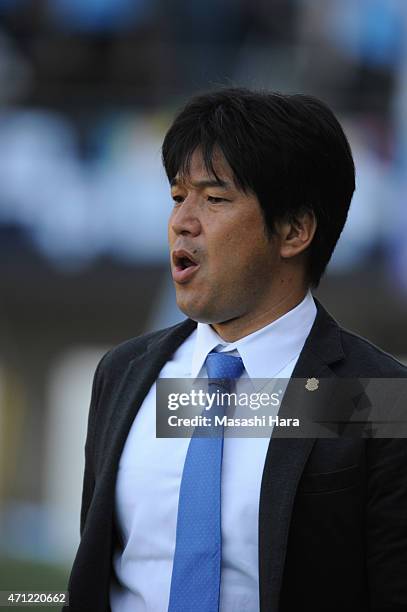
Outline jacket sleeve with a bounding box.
[366,438,407,611]
[80,353,108,536]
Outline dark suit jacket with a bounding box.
[66,300,407,612]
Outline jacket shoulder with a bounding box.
[97,319,196,375]
[339,327,407,377]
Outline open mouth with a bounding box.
[173,249,198,270]
[172,249,200,283]
[177,256,196,270]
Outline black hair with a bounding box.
[162,87,355,287]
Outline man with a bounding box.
[66,89,407,612]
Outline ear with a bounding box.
[276,211,317,259]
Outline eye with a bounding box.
[172,195,184,205]
[207,196,227,203]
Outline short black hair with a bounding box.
[162,87,355,287]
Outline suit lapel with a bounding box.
[97,319,197,480]
[258,300,345,612]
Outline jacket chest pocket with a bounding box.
[297,463,362,494]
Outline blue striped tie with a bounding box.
[167,352,245,612]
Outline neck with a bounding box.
[211,285,309,342]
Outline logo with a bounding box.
[305,377,319,391]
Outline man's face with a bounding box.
[168,148,282,327]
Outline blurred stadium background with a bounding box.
[0,0,407,605]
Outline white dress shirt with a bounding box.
[110,291,317,612]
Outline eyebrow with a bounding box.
[170,177,232,190]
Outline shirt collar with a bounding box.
[191,290,317,379]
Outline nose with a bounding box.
[169,196,201,237]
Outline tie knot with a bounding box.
[205,351,245,381]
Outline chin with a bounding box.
[175,296,210,323]
[176,297,239,325]
[177,305,212,324]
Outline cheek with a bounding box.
[208,233,241,271]
[168,219,176,243]
[205,212,272,273]
[224,226,270,262]
[207,241,254,285]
